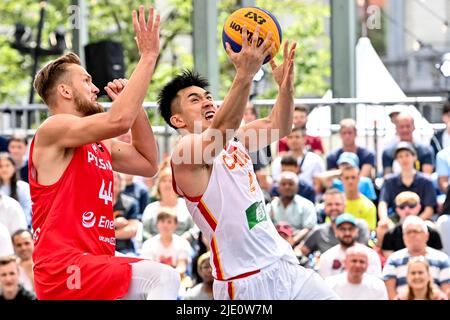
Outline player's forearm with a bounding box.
[108,56,157,130]
[268,87,294,138]
[210,72,253,134]
[131,108,159,176]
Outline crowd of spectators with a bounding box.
[1,103,450,300]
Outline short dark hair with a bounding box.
[294,105,308,113]
[291,126,306,135]
[11,229,33,244]
[0,255,18,267]
[280,155,298,167]
[157,69,209,130]
[8,133,28,147]
[156,207,178,224]
[443,102,450,115]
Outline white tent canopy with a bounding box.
[307,37,433,153]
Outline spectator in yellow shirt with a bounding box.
[339,162,377,231]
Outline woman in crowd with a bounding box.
[397,256,448,300]
[0,153,31,226]
[142,167,197,242]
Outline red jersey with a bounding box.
[29,135,140,300]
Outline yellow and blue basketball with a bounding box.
[222,7,282,64]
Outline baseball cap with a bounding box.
[394,141,416,158]
[335,213,356,227]
[275,221,293,237]
[337,152,360,168]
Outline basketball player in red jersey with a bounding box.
[29,6,180,300]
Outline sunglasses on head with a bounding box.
[397,203,418,210]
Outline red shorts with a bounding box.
[34,254,142,300]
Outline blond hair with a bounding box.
[33,52,81,107]
[339,118,357,131]
[395,191,420,206]
[152,167,173,200]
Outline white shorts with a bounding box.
[213,258,338,300]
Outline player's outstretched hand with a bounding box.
[132,5,160,60]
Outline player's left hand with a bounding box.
[105,78,129,101]
[269,41,296,90]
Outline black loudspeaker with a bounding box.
[84,40,125,97]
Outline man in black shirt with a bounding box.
[0,255,35,300]
[381,191,442,259]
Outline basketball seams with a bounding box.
[222,7,282,62]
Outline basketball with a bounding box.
[222,7,282,64]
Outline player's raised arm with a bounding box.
[34,6,160,149]
[236,40,297,152]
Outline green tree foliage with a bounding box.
[0,0,330,106]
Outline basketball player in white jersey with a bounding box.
[158,26,337,300]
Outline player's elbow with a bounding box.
[109,114,133,136]
[142,163,159,178]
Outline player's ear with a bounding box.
[170,114,185,129]
[57,84,73,100]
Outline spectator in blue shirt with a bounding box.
[331,152,377,201]
[382,113,434,177]
[327,118,375,178]
[379,142,437,225]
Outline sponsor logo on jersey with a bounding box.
[82,211,96,228]
[33,227,41,243]
[222,143,251,170]
[81,212,115,230]
[98,235,116,246]
[245,201,267,230]
[87,151,112,171]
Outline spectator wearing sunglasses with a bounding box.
[381,192,443,260]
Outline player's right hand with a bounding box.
[132,5,160,60]
[224,25,274,79]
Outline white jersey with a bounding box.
[172,138,297,280]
